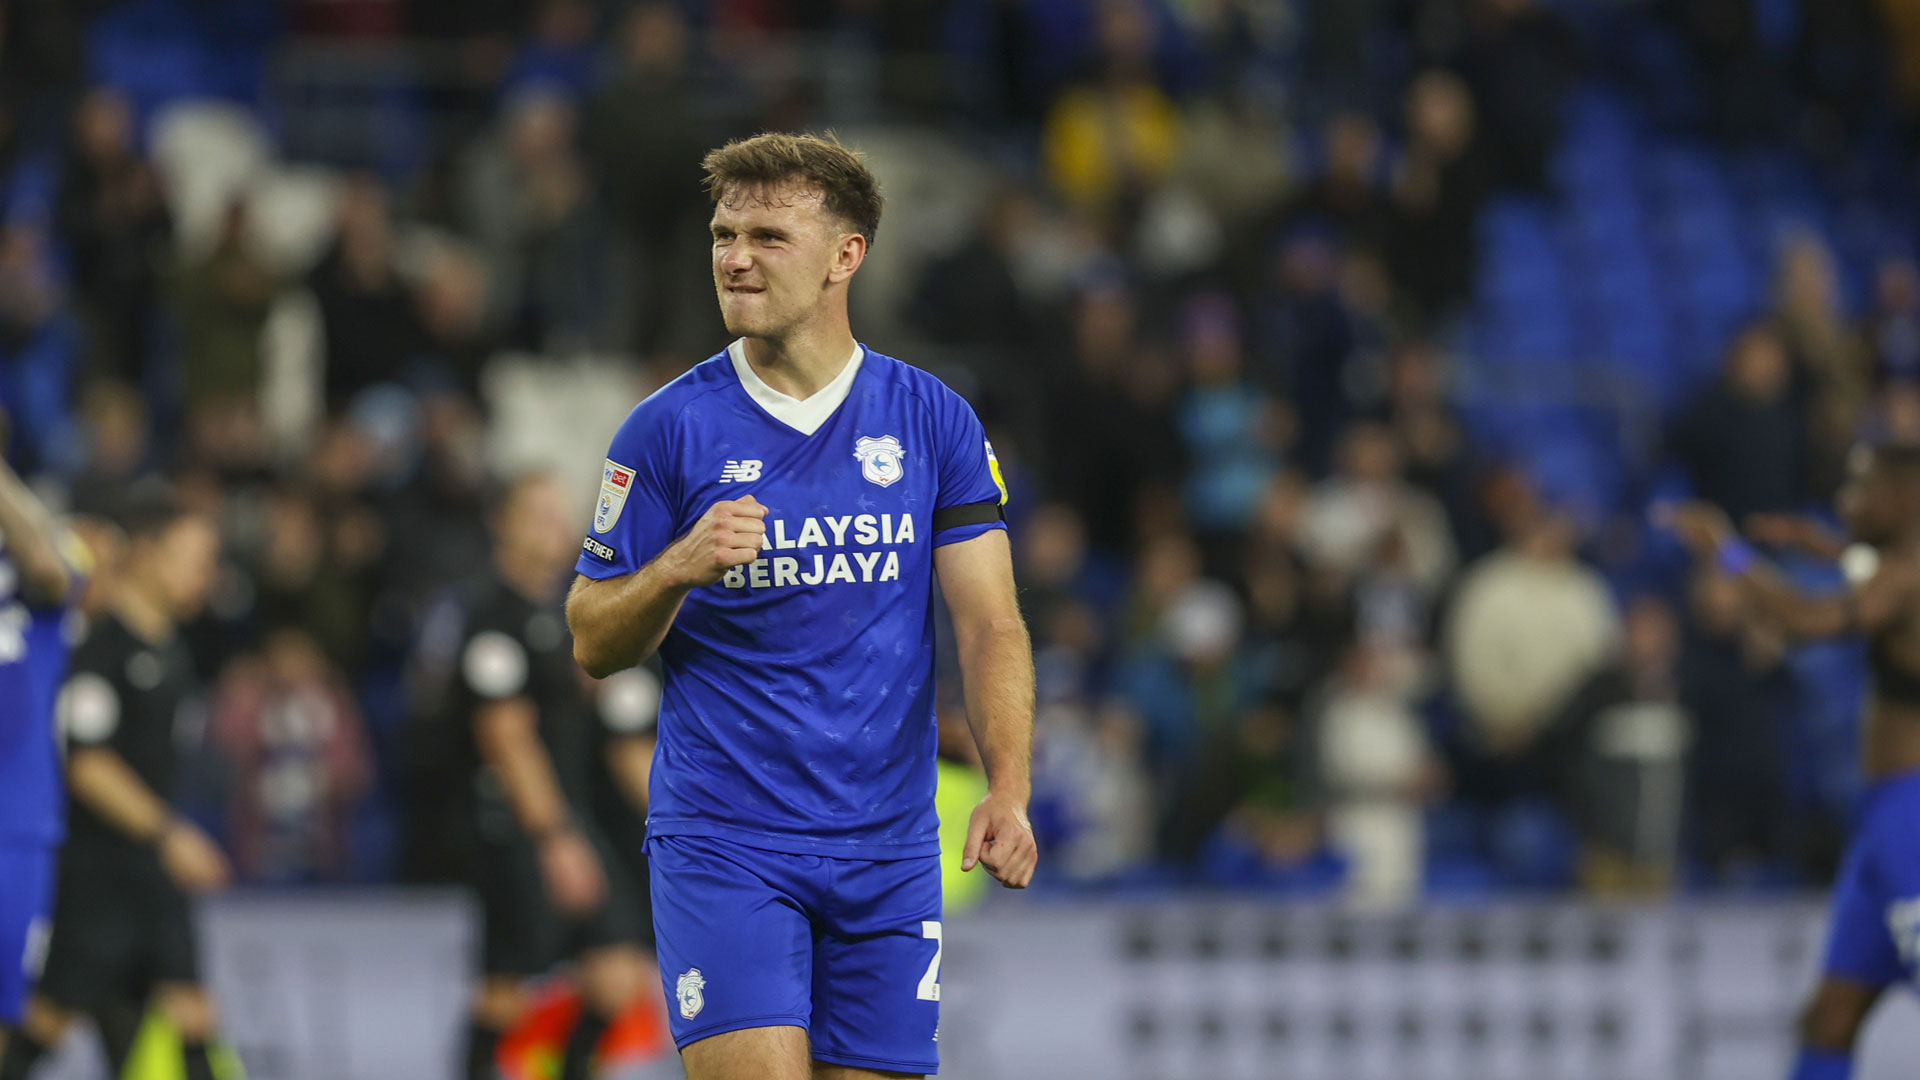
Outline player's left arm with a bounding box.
[0,452,74,604]
[935,530,1039,888]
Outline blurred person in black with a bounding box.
[1387,69,1488,329]
[54,86,171,386]
[1543,593,1691,895]
[1671,322,1806,524]
[1666,443,1920,1080]
[1,491,230,1080]
[308,173,425,411]
[1678,567,1796,878]
[448,471,651,1080]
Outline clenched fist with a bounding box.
[668,495,767,586]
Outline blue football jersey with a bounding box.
[0,536,80,845]
[577,341,1008,857]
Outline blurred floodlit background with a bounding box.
[12,0,1920,1078]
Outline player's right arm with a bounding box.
[1664,501,1914,639]
[567,495,767,677]
[0,452,74,604]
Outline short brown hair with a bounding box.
[702,132,884,245]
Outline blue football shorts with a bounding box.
[648,834,944,1074]
[0,843,55,1023]
[1821,771,1920,990]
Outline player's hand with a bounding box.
[538,828,607,915]
[1654,500,1733,555]
[962,792,1038,889]
[159,820,232,894]
[670,495,768,586]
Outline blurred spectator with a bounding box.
[413,244,496,397]
[1680,569,1797,876]
[1773,232,1871,491]
[210,625,373,883]
[67,378,153,518]
[501,0,598,100]
[1671,323,1804,523]
[54,87,171,385]
[308,174,424,410]
[1869,256,1920,384]
[1387,69,1488,326]
[1254,225,1359,472]
[1041,0,1184,235]
[1445,505,1618,801]
[907,189,1036,353]
[173,199,277,472]
[1043,276,1183,553]
[1314,641,1440,909]
[254,480,380,674]
[1298,421,1456,602]
[1448,0,1579,192]
[461,88,614,354]
[1175,293,1284,542]
[583,1,714,358]
[1546,593,1690,896]
[1380,340,1492,558]
[0,224,80,474]
[1272,112,1386,256]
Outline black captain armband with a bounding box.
[931,500,1005,533]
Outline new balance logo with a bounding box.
[719,460,763,483]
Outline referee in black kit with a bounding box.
[445,471,655,1080]
[1,491,230,1080]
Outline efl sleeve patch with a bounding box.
[595,459,637,534]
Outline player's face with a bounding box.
[710,181,850,340]
[149,515,221,620]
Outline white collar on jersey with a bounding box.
[727,338,865,437]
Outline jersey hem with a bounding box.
[646,820,941,860]
[673,1014,811,1051]
[811,1047,940,1074]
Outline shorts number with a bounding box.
[917,920,942,1002]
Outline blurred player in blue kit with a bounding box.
[0,453,83,1068]
[565,133,1038,1079]
[1668,444,1920,1080]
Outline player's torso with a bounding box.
[639,352,947,850]
[660,357,942,655]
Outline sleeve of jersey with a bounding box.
[56,662,122,748]
[930,385,1009,547]
[576,401,680,580]
[460,615,531,703]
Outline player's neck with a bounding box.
[740,324,858,401]
[112,579,175,644]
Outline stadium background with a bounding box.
[11,0,1920,1076]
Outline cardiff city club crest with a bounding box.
[853,435,905,488]
[676,968,707,1020]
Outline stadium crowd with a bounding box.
[6,0,1920,909]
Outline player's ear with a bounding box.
[828,231,866,284]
